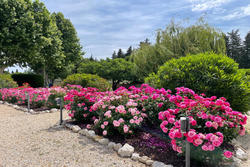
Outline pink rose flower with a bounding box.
[224,151,233,158]
[103,130,107,136]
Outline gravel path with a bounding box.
[0,104,145,167]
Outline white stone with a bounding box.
[146,160,154,165]
[71,125,81,133]
[65,123,73,129]
[108,142,116,149]
[0,101,3,104]
[13,105,19,109]
[139,156,149,163]
[236,148,247,161]
[118,143,134,157]
[98,138,109,145]
[79,129,88,136]
[131,153,140,161]
[114,143,122,151]
[152,161,173,167]
[50,108,58,113]
[86,130,96,138]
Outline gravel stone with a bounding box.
[108,142,116,149]
[78,129,88,136]
[139,156,149,163]
[118,143,134,157]
[114,143,123,151]
[86,130,96,138]
[98,138,109,145]
[131,153,140,161]
[236,147,247,161]
[71,125,81,133]
[146,160,154,165]
[50,108,58,113]
[0,104,145,167]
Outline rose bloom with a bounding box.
[101,124,105,129]
[205,121,212,127]
[103,130,107,136]
[187,130,196,138]
[103,121,109,126]
[123,125,129,133]
[113,120,120,127]
[224,151,233,158]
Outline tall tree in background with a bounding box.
[242,32,250,68]
[124,46,133,60]
[225,29,243,65]
[52,12,83,74]
[117,49,124,58]
[130,19,226,81]
[112,51,117,59]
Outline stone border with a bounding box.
[63,122,174,167]
[0,101,61,114]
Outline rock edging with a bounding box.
[64,122,173,167]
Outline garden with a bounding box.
[1,0,250,166]
[0,61,249,166]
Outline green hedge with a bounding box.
[11,74,44,88]
[0,74,18,88]
[62,73,111,91]
[145,53,250,113]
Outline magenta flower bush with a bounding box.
[64,85,107,122]
[158,87,247,158]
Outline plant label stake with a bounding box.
[181,117,190,167]
[56,97,63,125]
[25,92,30,112]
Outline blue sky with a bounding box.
[8,0,250,72]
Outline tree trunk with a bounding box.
[0,67,5,74]
[43,65,48,87]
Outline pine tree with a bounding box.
[117,49,124,58]
[89,55,94,61]
[112,51,117,59]
[125,46,132,57]
[242,32,250,68]
[226,29,243,65]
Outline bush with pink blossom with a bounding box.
[158,86,247,162]
[91,87,147,136]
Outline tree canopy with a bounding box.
[130,19,226,80]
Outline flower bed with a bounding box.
[1,84,248,166]
[0,85,67,111]
[65,84,247,166]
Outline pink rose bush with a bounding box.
[0,86,66,108]
[91,87,146,136]
[64,85,107,122]
[157,87,247,159]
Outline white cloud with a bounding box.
[223,4,250,20]
[188,0,231,11]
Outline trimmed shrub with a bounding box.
[62,73,111,91]
[145,53,250,113]
[11,74,44,88]
[0,74,18,88]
